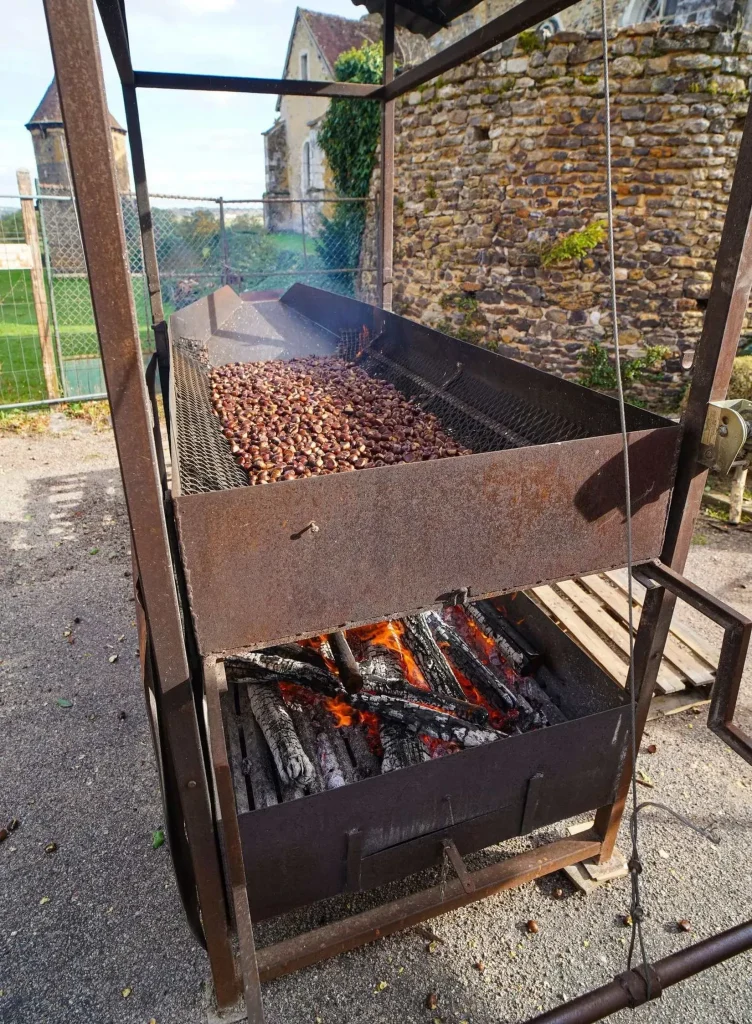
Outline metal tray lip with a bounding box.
[233,698,629,823]
[172,421,680,505]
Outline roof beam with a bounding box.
[382,0,578,100]
[134,70,384,99]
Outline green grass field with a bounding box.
[0,270,153,405]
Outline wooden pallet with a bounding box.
[529,571,717,702]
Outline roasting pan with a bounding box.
[168,284,680,655]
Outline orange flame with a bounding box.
[348,619,429,690]
[326,695,355,727]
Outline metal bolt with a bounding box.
[719,425,729,437]
[187,780,197,789]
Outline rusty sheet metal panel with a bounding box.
[175,423,678,655]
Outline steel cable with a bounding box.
[598,0,652,990]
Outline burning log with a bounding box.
[426,612,518,713]
[312,707,358,788]
[238,688,279,809]
[342,725,381,780]
[315,731,347,789]
[229,653,342,697]
[370,679,489,727]
[380,722,430,773]
[328,630,363,693]
[350,691,499,746]
[401,613,467,700]
[246,683,316,791]
[263,642,332,673]
[474,601,542,672]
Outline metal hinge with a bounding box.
[699,398,752,474]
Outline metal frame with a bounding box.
[40,0,752,1021]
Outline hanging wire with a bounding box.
[598,0,652,988]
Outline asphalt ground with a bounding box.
[1,419,751,1024]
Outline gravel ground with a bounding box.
[1,420,751,1024]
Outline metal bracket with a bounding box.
[699,398,752,474]
[639,561,752,767]
[440,838,475,894]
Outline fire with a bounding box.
[421,734,460,759]
[348,619,429,690]
[326,695,355,727]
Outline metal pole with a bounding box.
[595,95,752,859]
[218,196,229,287]
[525,919,752,1024]
[378,0,396,312]
[17,170,61,398]
[41,0,239,1007]
[299,199,309,277]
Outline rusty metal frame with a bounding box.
[636,561,752,766]
[44,0,752,1020]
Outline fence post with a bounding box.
[17,169,61,398]
[218,196,229,287]
[299,199,309,278]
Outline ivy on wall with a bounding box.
[316,41,386,295]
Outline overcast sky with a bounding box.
[0,0,365,202]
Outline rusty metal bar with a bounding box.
[381,0,582,101]
[205,663,264,1023]
[378,0,396,311]
[254,836,601,982]
[41,0,238,1007]
[525,919,752,1023]
[94,0,133,85]
[134,70,382,98]
[594,95,752,859]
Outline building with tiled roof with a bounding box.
[263,8,403,233]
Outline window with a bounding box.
[621,0,677,25]
[300,52,309,80]
[302,140,312,191]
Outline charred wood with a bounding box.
[246,683,316,791]
[401,613,466,699]
[426,612,518,712]
[287,705,326,794]
[312,707,358,787]
[369,678,488,727]
[238,687,279,809]
[263,643,331,673]
[519,677,568,726]
[230,653,342,697]
[351,691,499,746]
[475,601,542,672]
[380,722,429,773]
[342,725,381,780]
[329,630,363,693]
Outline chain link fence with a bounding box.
[0,188,376,409]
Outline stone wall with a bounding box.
[367,24,751,405]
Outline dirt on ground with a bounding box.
[1,418,752,1024]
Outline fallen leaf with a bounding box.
[0,989,4,997]
[45,842,57,854]
[62,630,71,638]
[636,769,654,788]
[646,744,657,754]
[583,940,590,948]
[89,547,99,555]
[677,919,691,932]
[152,829,165,850]
[374,980,388,992]
[426,992,438,1010]
[121,987,131,998]
[56,698,73,709]
[108,654,119,664]
[527,919,539,934]
[149,1019,157,1024]
[427,940,440,954]
[397,966,404,974]
[39,896,50,905]
[474,960,485,972]
[622,914,633,927]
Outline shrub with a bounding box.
[541,221,607,267]
[730,355,752,400]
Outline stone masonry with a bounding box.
[364,24,752,405]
